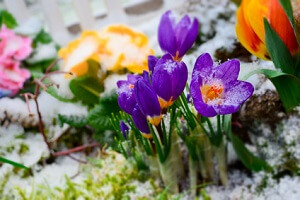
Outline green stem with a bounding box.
[217,115,222,136]
[189,155,198,197]
[203,135,215,180]
[158,128,184,194]
[215,137,228,186]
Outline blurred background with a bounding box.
[0,0,182,44]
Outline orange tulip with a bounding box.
[236,0,299,60]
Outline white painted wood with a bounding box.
[3,0,30,24]
[72,0,96,30]
[103,0,127,24]
[38,0,72,45]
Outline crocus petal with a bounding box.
[177,18,199,58]
[117,85,136,114]
[117,74,141,114]
[193,53,214,78]
[190,72,217,117]
[158,11,177,57]
[152,54,188,106]
[120,120,129,139]
[134,79,161,125]
[236,0,269,60]
[127,74,141,84]
[213,59,240,86]
[132,106,151,138]
[148,55,159,72]
[269,0,298,55]
[215,80,254,115]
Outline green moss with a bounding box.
[256,175,268,193]
[4,152,161,200]
[19,143,29,155]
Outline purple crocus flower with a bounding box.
[132,106,152,138]
[152,54,188,109]
[134,79,162,126]
[158,11,199,61]
[120,120,129,139]
[148,55,159,73]
[117,74,141,115]
[190,53,254,117]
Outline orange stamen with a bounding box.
[201,84,224,103]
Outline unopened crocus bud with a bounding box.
[117,74,141,115]
[119,120,129,139]
[132,106,152,138]
[134,79,161,126]
[152,54,188,109]
[158,11,199,61]
[148,55,159,73]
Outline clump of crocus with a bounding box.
[236,0,299,59]
[0,25,32,98]
[59,25,154,77]
[158,11,199,61]
[190,53,254,117]
[116,74,152,138]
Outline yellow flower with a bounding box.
[58,25,154,76]
[58,31,105,77]
[98,25,154,73]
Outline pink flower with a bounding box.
[0,25,32,61]
[0,59,30,96]
[0,25,32,97]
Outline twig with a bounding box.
[67,154,87,164]
[52,142,99,157]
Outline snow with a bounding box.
[26,42,57,63]
[14,17,43,37]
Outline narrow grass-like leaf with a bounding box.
[264,18,295,74]
[58,114,88,128]
[225,115,272,172]
[0,157,28,169]
[278,0,300,44]
[260,69,300,111]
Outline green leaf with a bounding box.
[264,18,295,74]
[230,0,241,6]
[230,132,272,172]
[69,76,104,105]
[87,91,121,131]
[260,69,300,111]
[47,86,77,103]
[32,29,52,48]
[278,0,295,28]
[0,10,18,29]
[226,115,271,172]
[58,114,88,128]
[0,157,28,169]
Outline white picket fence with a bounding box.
[3,0,182,45]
